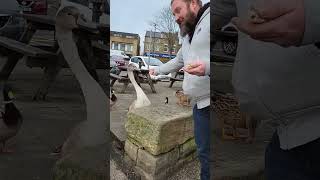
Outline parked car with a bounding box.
[211,23,236,93]
[211,23,237,63]
[0,1,25,40]
[129,56,172,81]
[221,23,238,56]
[16,0,47,15]
[110,58,120,75]
[110,49,130,60]
[110,55,128,75]
[111,55,127,66]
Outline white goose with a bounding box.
[127,63,151,111]
[55,6,109,156]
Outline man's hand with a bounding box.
[183,60,206,76]
[231,0,305,47]
[149,68,156,76]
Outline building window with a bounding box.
[120,43,125,51]
[163,44,168,52]
[112,42,119,50]
[145,37,152,43]
[145,43,150,50]
[156,39,161,43]
[172,45,176,53]
[126,44,133,52]
[155,45,160,51]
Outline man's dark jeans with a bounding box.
[193,105,211,180]
[265,132,320,180]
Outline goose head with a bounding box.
[127,63,139,71]
[55,6,80,30]
[127,63,151,111]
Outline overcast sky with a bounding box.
[110,0,210,54]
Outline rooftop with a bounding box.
[111,31,140,39]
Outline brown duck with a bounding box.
[0,84,22,153]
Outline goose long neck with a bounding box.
[127,67,151,109]
[127,69,142,94]
[56,31,107,111]
[55,21,108,147]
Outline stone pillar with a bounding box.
[124,105,197,180]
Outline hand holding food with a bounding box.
[183,60,206,76]
[248,8,266,24]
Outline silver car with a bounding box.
[0,1,26,40]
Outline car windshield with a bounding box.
[0,0,20,12]
[111,55,124,61]
[66,0,89,6]
[143,57,163,66]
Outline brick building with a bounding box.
[143,31,181,62]
[110,31,140,57]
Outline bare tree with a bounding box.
[150,6,179,58]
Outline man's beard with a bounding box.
[179,8,197,37]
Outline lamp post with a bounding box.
[148,29,152,61]
[153,23,157,58]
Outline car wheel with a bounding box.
[222,40,237,56]
[222,26,238,56]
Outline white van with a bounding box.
[110,49,130,59]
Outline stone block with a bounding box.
[136,147,179,176]
[125,104,193,155]
[133,150,198,180]
[179,138,196,159]
[124,139,139,163]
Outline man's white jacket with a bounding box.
[154,7,210,109]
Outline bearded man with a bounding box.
[149,0,211,179]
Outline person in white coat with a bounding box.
[212,0,320,179]
[150,0,211,179]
